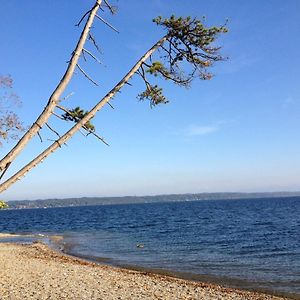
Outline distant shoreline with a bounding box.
[6,192,300,209]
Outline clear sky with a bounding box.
[1,0,300,201]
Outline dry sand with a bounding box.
[0,242,291,300]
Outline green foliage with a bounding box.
[146,61,169,77]
[153,15,227,80]
[0,200,9,209]
[153,15,228,47]
[138,85,168,107]
[137,15,227,107]
[62,106,95,131]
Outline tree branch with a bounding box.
[75,9,92,27]
[103,0,117,14]
[95,14,119,33]
[56,104,71,115]
[59,92,75,102]
[107,101,115,109]
[45,123,61,138]
[82,48,102,64]
[37,131,43,143]
[76,63,99,86]
[0,162,11,181]
[85,129,109,146]
[88,33,101,53]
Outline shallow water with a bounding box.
[0,197,299,296]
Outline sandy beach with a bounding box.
[0,242,292,300]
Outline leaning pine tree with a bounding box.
[0,1,227,193]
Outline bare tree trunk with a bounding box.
[0,0,102,172]
[0,35,168,193]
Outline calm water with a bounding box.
[0,197,299,297]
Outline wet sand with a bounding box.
[0,242,292,300]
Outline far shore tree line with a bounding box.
[0,0,227,195]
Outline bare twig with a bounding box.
[0,162,11,181]
[85,129,109,146]
[76,63,99,86]
[107,102,115,109]
[103,0,117,14]
[79,129,87,137]
[37,131,43,143]
[88,33,101,53]
[137,66,152,91]
[52,112,65,121]
[82,48,102,64]
[59,92,75,102]
[95,14,119,33]
[82,50,87,62]
[56,105,70,115]
[45,123,61,138]
[75,9,92,27]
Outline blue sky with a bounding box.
[1,0,300,200]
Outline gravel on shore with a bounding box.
[0,242,291,300]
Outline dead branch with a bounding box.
[59,92,75,102]
[52,112,65,121]
[0,162,11,181]
[75,9,92,27]
[137,66,152,91]
[82,50,87,61]
[103,0,117,14]
[95,14,119,33]
[45,123,61,138]
[79,129,87,137]
[56,105,70,115]
[107,102,115,109]
[37,131,43,143]
[88,33,101,53]
[76,63,99,86]
[82,48,102,64]
[85,129,109,146]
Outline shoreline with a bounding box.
[0,241,296,300]
[65,249,299,300]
